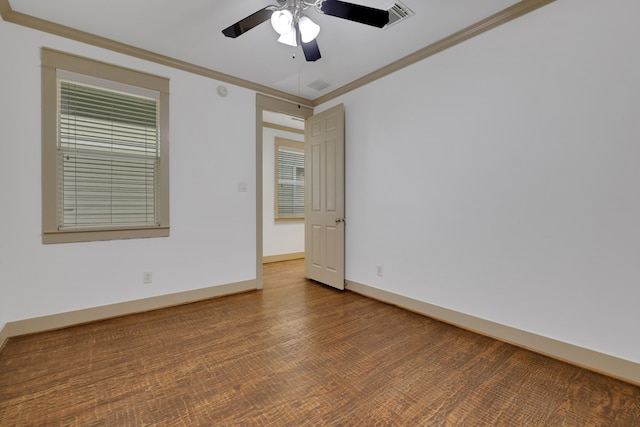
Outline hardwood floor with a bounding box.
[1,259,639,426]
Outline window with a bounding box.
[41,48,170,244]
[275,138,304,221]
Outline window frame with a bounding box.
[274,137,305,222]
[41,48,170,244]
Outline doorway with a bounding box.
[255,95,313,289]
[262,110,306,263]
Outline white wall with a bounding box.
[318,0,640,363]
[3,0,639,368]
[262,126,305,257]
[0,19,257,322]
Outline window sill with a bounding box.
[43,227,170,244]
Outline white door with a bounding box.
[304,104,345,290]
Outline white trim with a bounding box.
[346,280,640,387]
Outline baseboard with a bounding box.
[0,322,9,352]
[263,252,304,264]
[1,279,258,342]
[346,280,640,387]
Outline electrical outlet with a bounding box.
[377,265,383,277]
[143,272,153,284]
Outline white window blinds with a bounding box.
[57,76,160,230]
[277,146,305,218]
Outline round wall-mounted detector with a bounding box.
[216,85,228,97]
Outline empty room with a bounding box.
[1,0,639,424]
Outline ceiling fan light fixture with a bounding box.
[298,16,320,43]
[277,27,298,46]
[271,9,294,35]
[224,0,390,62]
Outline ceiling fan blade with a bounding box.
[301,38,321,62]
[222,7,273,38]
[320,0,389,28]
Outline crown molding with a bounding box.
[0,0,555,107]
[0,0,310,105]
[0,0,10,17]
[313,0,556,106]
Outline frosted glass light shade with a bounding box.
[271,10,294,35]
[299,16,320,43]
[277,28,297,46]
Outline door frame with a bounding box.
[255,94,313,289]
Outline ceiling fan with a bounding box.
[222,0,390,62]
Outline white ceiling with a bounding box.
[9,0,520,101]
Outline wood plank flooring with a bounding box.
[1,259,639,426]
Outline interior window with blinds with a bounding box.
[57,73,160,230]
[275,139,305,220]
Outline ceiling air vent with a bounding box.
[308,80,331,91]
[385,1,414,28]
